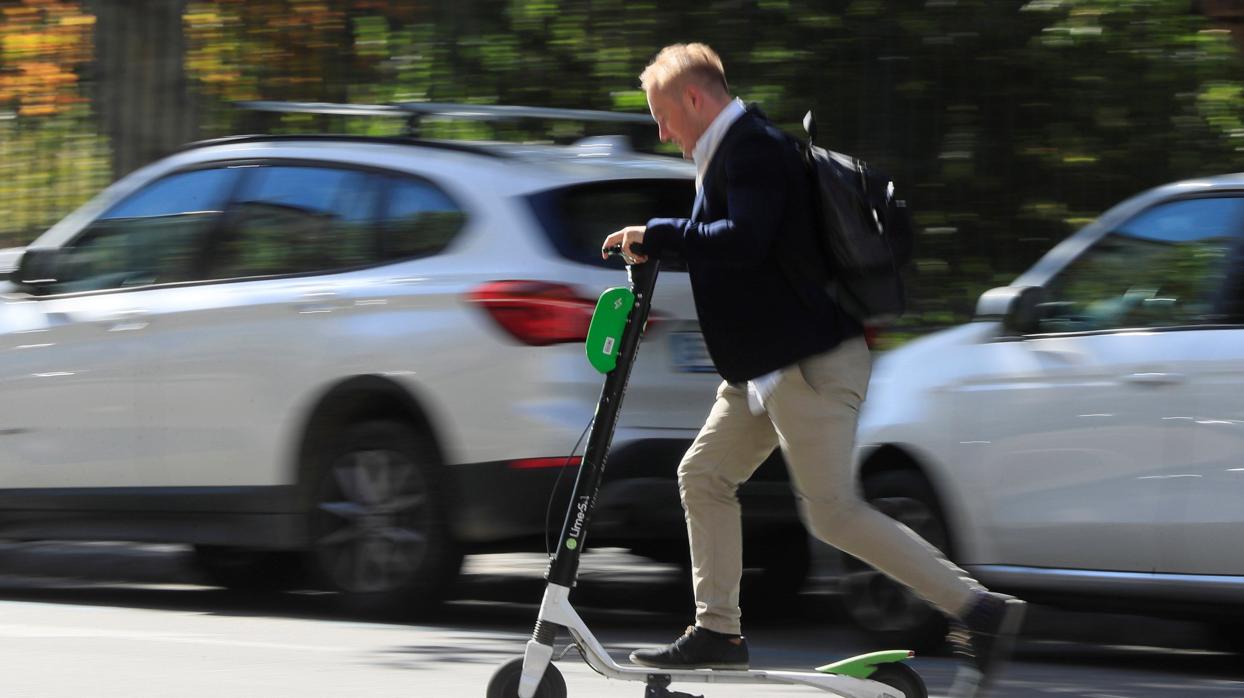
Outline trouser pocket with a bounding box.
[795,336,872,404]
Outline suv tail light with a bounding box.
[863,325,880,349]
[468,281,595,346]
[508,456,583,470]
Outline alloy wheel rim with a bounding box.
[316,448,430,593]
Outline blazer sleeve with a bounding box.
[644,130,790,267]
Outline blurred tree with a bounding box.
[89,0,197,178]
[184,0,418,132]
[1199,0,1244,47]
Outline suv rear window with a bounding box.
[528,179,694,270]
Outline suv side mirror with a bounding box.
[11,247,60,292]
[0,247,23,284]
[975,285,1046,335]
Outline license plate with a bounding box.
[669,331,715,373]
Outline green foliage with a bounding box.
[0,109,110,247]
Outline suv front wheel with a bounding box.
[839,470,950,653]
[309,420,461,617]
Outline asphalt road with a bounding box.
[0,542,1240,698]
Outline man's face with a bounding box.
[647,83,702,160]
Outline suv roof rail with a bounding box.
[177,133,511,158]
[235,100,652,136]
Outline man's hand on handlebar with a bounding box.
[601,225,648,265]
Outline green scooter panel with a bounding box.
[585,287,635,374]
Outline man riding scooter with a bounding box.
[602,42,1026,698]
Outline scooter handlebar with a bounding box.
[605,242,647,258]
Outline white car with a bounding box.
[0,124,808,613]
[842,174,1244,650]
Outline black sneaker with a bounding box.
[947,592,1027,698]
[629,625,749,670]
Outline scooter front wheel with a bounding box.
[869,662,927,698]
[486,657,568,698]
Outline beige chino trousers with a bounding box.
[677,336,981,635]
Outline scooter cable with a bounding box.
[544,418,594,558]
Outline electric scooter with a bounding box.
[487,246,928,698]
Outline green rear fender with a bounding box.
[815,650,915,679]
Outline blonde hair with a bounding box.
[639,43,729,95]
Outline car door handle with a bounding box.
[295,304,335,314]
[292,290,340,315]
[1121,371,1186,386]
[1029,345,1085,363]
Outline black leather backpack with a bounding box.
[792,111,915,324]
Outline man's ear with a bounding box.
[682,82,702,112]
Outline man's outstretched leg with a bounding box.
[766,337,1026,697]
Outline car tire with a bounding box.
[309,420,461,618]
[193,545,307,592]
[839,470,950,653]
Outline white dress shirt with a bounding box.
[692,98,746,193]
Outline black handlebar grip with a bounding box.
[606,242,647,257]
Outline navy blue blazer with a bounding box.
[643,108,862,383]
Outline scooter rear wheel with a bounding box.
[870,662,926,698]
[486,657,567,698]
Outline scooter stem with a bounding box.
[518,258,661,698]
[547,257,660,588]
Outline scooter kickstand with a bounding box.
[644,674,703,698]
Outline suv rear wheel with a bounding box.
[309,420,461,617]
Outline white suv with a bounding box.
[0,127,807,613]
[842,174,1244,649]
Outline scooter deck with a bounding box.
[619,649,914,679]
[594,660,917,697]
